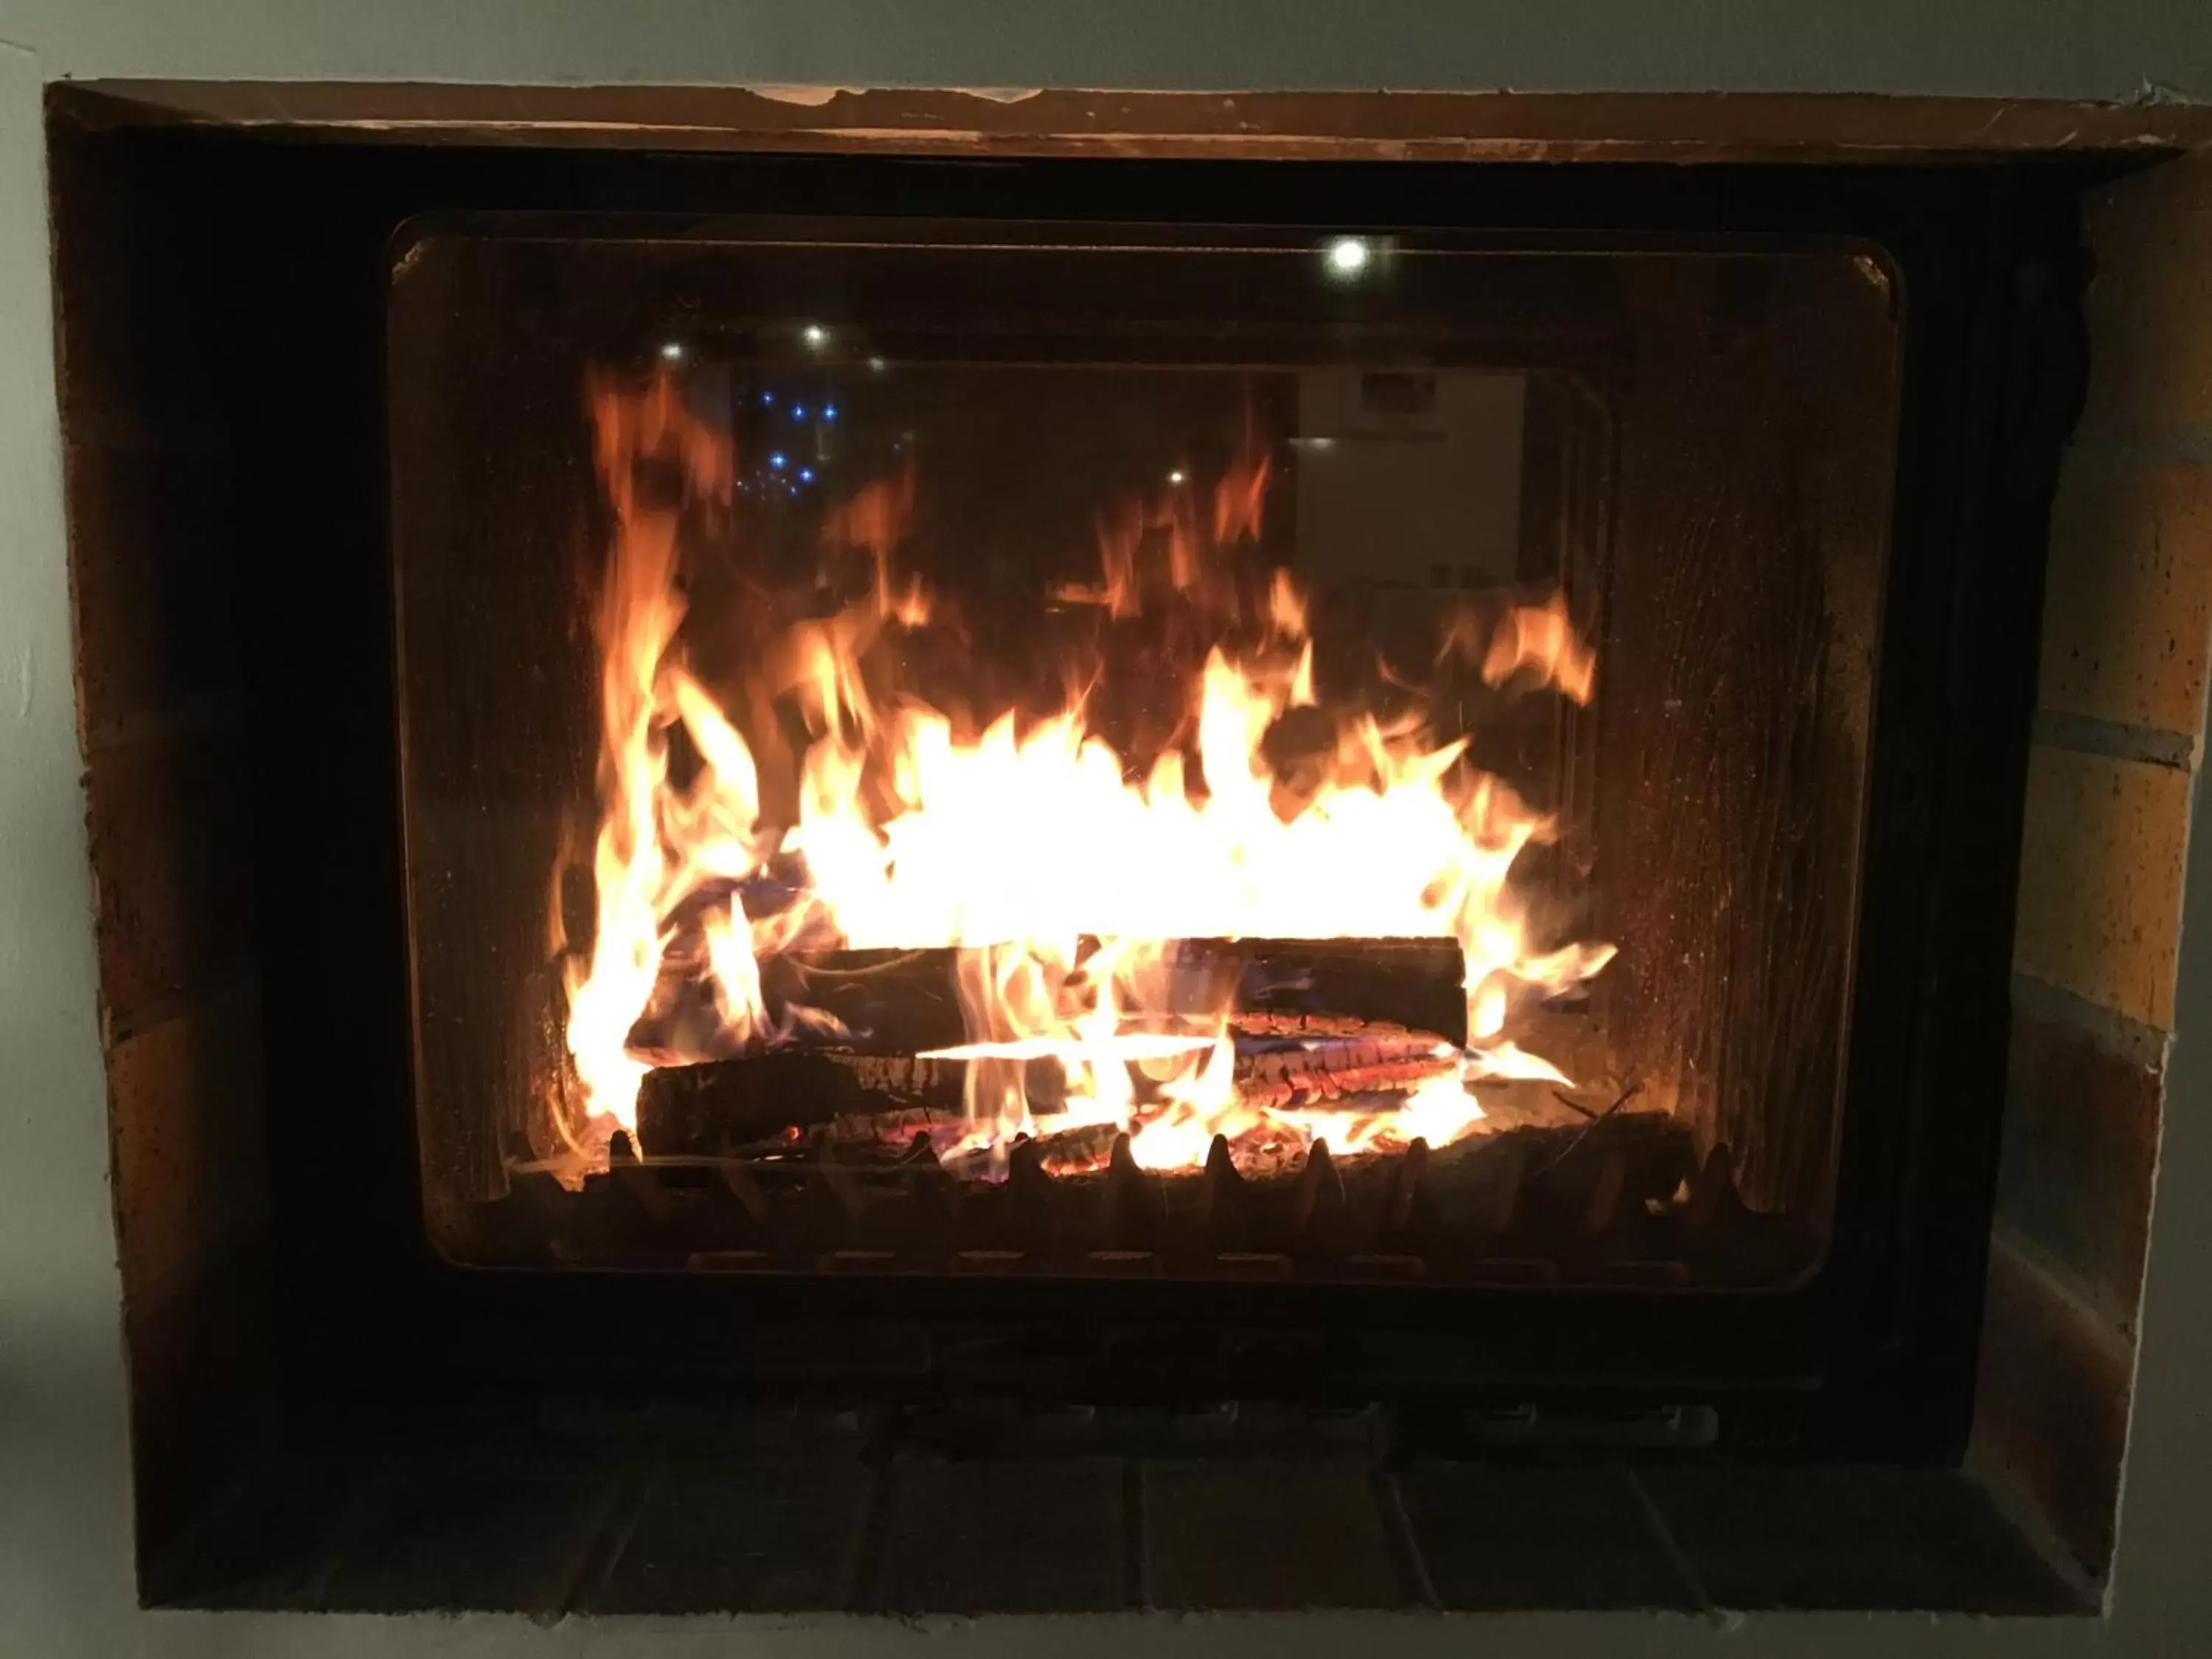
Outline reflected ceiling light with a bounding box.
[1324,236,1372,277]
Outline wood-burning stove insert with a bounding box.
[396,218,1886,1301]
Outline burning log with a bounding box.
[1233,1026,1458,1108]
[743,936,1468,1053]
[634,1049,934,1156]
[1180,936,1467,1048]
[757,947,966,1054]
[634,936,1467,1156]
[824,1102,964,1153]
[1029,1119,1124,1175]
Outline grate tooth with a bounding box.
[1290,1138,1346,1246]
[1200,1133,1247,1248]
[716,1158,769,1224]
[900,1130,949,1182]
[1686,1143,1742,1236]
[1474,1137,1531,1240]
[819,1147,871,1227]
[895,1132,958,1265]
[603,1131,681,1230]
[790,1142,874,1259]
[1104,1132,1164,1251]
[1683,1141,1764,1283]
[1581,1145,1629,1238]
[1006,1136,1056,1254]
[1386,1138,1429,1237]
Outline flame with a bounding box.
[1479,591,1596,705]
[554,367,1612,1172]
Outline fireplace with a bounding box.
[50,90,2146,1619]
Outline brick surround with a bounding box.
[1983,150,2212,1585]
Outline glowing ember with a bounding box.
[554,365,1614,1173]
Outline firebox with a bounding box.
[54,105,2104,1615]
[397,218,1888,1301]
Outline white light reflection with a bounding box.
[1324,237,1371,277]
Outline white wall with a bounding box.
[4,0,2212,100]
[3,4,2211,1656]
[0,29,139,1659]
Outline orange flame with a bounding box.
[1481,591,1596,705]
[556,369,1613,1171]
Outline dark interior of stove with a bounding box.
[51,88,2107,1615]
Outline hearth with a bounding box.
[51,97,2111,1615]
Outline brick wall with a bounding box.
[52,115,279,1583]
[1980,147,2212,1583]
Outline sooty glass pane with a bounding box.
[388,221,1896,1285]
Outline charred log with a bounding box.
[691,935,1462,1058]
[1177,936,1467,1047]
[635,1049,933,1156]
[757,947,967,1054]
[636,936,1467,1154]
